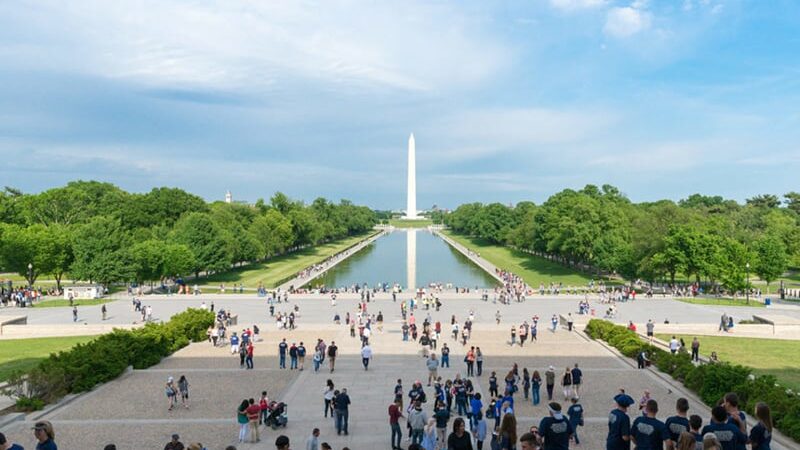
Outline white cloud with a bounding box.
[1,1,510,92]
[549,0,607,11]
[604,6,652,38]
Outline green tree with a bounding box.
[161,243,196,279]
[171,212,232,277]
[753,235,787,293]
[70,217,134,285]
[746,194,781,209]
[249,210,294,258]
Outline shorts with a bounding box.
[429,369,438,378]
[646,332,653,337]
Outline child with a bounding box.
[567,397,584,445]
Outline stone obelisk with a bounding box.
[405,133,418,219]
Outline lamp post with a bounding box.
[745,262,750,305]
[27,263,33,289]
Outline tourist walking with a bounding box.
[290,342,298,369]
[408,401,428,445]
[571,363,583,397]
[334,388,350,435]
[691,337,700,362]
[465,347,476,377]
[646,319,655,343]
[278,338,288,369]
[531,370,542,405]
[539,402,573,449]
[441,344,450,368]
[101,304,107,321]
[237,399,250,443]
[327,341,338,373]
[607,393,634,450]
[476,347,483,376]
[298,341,306,370]
[305,428,320,450]
[178,375,190,409]
[510,326,516,346]
[426,353,439,386]
[246,398,261,443]
[522,368,531,400]
[567,397,584,445]
[72,306,78,322]
[166,377,178,411]
[245,341,254,369]
[323,380,335,418]
[545,366,556,401]
[551,315,558,332]
[361,342,372,370]
[388,399,404,450]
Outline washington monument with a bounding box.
[403,133,418,219]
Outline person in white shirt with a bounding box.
[360,343,373,370]
[669,336,680,354]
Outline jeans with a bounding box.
[477,361,483,376]
[336,409,349,434]
[532,384,540,405]
[290,356,297,369]
[238,423,248,442]
[279,354,286,369]
[692,348,699,361]
[324,399,331,417]
[246,356,253,369]
[403,332,409,341]
[391,423,402,448]
[571,422,580,444]
[362,357,370,369]
[456,398,467,416]
[441,355,449,367]
[314,359,321,371]
[260,408,268,424]
[466,362,474,377]
[411,428,423,445]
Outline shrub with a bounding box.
[15,395,45,411]
[585,319,799,444]
[11,308,214,405]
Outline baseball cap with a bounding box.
[614,394,635,407]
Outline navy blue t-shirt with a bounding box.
[631,416,668,450]
[278,342,287,355]
[701,422,747,450]
[539,415,573,450]
[664,415,690,442]
[567,404,583,427]
[607,409,631,450]
[749,422,772,450]
[571,367,582,384]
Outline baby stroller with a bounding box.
[265,401,288,429]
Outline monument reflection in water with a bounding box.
[312,229,498,290]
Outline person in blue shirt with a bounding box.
[701,406,747,450]
[567,397,584,445]
[538,402,573,450]
[33,421,57,450]
[631,399,669,450]
[469,393,483,429]
[278,338,288,369]
[230,332,240,355]
[665,397,691,447]
[0,431,25,450]
[607,392,634,450]
[749,402,772,450]
[723,393,747,450]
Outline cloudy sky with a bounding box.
[1,0,798,209]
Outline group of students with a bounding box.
[605,391,773,450]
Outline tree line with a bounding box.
[0,181,376,288]
[445,185,800,293]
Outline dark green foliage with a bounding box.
[14,309,213,404]
[445,185,800,289]
[585,319,800,443]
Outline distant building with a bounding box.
[225,190,232,203]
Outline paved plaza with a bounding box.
[1,294,796,449]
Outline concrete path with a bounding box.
[1,295,796,449]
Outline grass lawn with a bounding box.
[674,297,766,308]
[33,298,114,308]
[198,231,377,288]
[388,218,433,228]
[656,334,800,391]
[0,335,97,382]
[443,231,609,287]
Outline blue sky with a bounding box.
[1,0,799,210]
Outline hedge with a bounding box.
[7,308,214,407]
[584,319,800,443]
